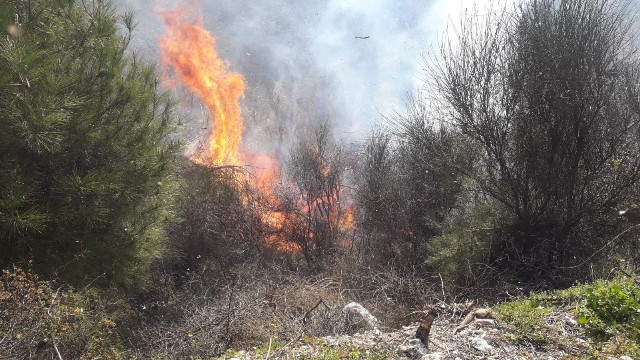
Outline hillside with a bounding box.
[214,275,639,360]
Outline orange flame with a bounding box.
[158,8,243,166]
[157,5,355,254]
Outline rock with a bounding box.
[564,315,578,327]
[474,319,497,327]
[469,336,493,352]
[400,338,429,359]
[423,352,444,360]
[343,302,380,332]
[480,334,493,345]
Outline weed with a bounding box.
[495,299,551,345]
[575,277,640,344]
[297,343,392,360]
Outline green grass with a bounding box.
[495,299,551,345]
[509,272,640,357]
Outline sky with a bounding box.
[114,0,500,147]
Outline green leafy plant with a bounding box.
[495,300,551,344]
[576,278,640,343]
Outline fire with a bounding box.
[158,8,244,166]
[157,5,355,254]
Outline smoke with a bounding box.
[114,0,504,151]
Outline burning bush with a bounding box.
[282,123,352,268]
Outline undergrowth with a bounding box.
[523,271,640,358]
[495,300,551,345]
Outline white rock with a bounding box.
[470,336,493,352]
[343,302,380,331]
[474,319,497,327]
[564,315,578,327]
[423,352,444,360]
[400,338,429,358]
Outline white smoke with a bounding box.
[114,0,510,145]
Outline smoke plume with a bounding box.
[115,0,504,154]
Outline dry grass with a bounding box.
[129,256,442,358]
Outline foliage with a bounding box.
[528,272,640,357]
[354,98,473,266]
[575,277,640,343]
[252,338,287,355]
[296,342,394,360]
[0,0,180,287]
[495,299,551,345]
[425,0,640,281]
[163,161,263,282]
[0,267,126,359]
[427,197,510,287]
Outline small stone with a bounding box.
[480,335,493,345]
[470,336,493,352]
[564,315,578,327]
[408,338,424,347]
[401,338,429,358]
[474,319,497,327]
[423,352,443,360]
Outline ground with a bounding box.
[215,301,633,360]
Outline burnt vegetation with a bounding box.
[1,0,640,358]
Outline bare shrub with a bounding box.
[281,122,350,268]
[428,0,640,281]
[130,257,443,357]
[354,99,473,266]
[0,267,127,359]
[163,160,265,287]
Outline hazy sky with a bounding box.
[115,0,500,142]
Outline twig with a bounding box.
[557,224,640,269]
[52,337,63,360]
[301,299,326,325]
[211,165,246,172]
[402,310,428,321]
[224,276,237,348]
[438,273,446,302]
[265,337,273,360]
[274,333,304,355]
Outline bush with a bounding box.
[427,197,510,288]
[495,299,551,345]
[530,272,640,357]
[283,122,349,268]
[0,267,126,359]
[576,277,640,343]
[163,161,263,283]
[0,0,180,288]
[427,0,640,281]
[354,99,473,267]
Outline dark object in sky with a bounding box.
[355,36,370,39]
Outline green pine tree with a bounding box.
[0,0,180,288]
